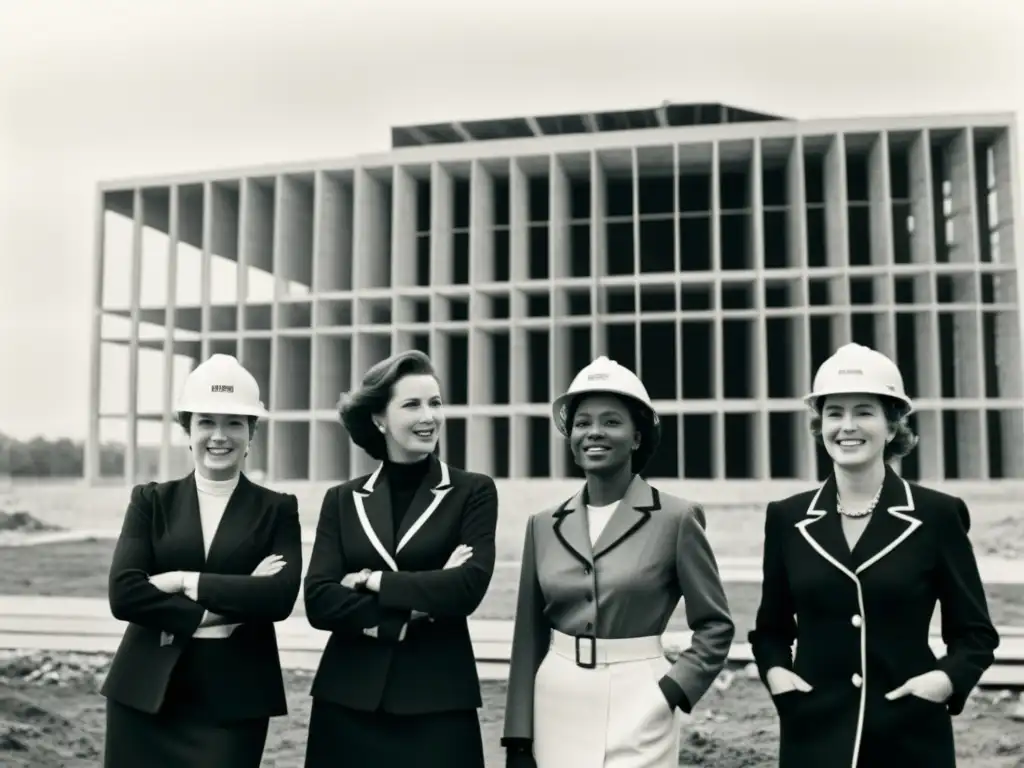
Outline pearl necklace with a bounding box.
[836,482,884,519]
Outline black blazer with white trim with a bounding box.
[303,455,499,714]
[101,472,303,722]
[748,466,1000,768]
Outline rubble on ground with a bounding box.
[0,651,111,690]
[0,509,62,534]
[0,654,105,766]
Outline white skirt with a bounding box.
[533,631,685,768]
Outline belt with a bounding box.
[549,630,664,669]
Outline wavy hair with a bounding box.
[337,350,440,461]
[808,395,919,462]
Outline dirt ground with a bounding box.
[0,653,1021,768]
[4,539,1024,635]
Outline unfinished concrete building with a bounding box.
[86,103,1024,484]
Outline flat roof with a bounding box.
[390,102,789,149]
[94,110,1018,191]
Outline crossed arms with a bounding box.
[107,484,302,640]
[303,480,498,642]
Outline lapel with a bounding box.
[204,473,262,569]
[352,456,453,572]
[175,472,261,570]
[551,475,660,569]
[794,466,922,582]
[172,476,207,572]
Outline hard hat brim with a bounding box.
[803,386,914,414]
[551,389,658,438]
[175,400,269,419]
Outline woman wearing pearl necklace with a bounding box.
[748,342,999,768]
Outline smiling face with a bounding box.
[819,393,895,470]
[376,373,444,463]
[187,412,252,480]
[568,394,639,476]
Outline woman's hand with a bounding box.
[340,570,371,589]
[766,666,813,696]
[251,554,286,577]
[148,571,185,593]
[885,670,954,704]
[357,546,474,600]
[444,544,473,569]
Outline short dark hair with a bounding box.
[564,393,662,476]
[808,395,918,462]
[176,412,260,440]
[338,350,439,461]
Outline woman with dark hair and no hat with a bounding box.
[748,343,999,767]
[501,356,736,768]
[302,349,499,768]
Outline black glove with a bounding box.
[502,737,537,768]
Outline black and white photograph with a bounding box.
[1,1,1023,765]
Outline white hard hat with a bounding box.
[805,343,913,413]
[176,354,268,419]
[551,356,659,438]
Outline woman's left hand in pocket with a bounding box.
[885,670,953,704]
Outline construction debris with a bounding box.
[0,510,60,534]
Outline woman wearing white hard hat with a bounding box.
[749,342,999,767]
[502,356,735,768]
[303,349,498,768]
[101,354,302,768]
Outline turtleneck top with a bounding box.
[191,469,241,639]
[194,470,240,556]
[385,456,431,533]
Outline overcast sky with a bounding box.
[1,0,1021,443]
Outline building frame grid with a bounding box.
[85,111,1024,484]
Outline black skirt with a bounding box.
[104,698,269,768]
[304,699,485,768]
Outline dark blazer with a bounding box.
[303,455,498,715]
[101,472,302,722]
[503,476,735,744]
[748,467,1000,768]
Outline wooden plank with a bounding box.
[1,632,1019,687]
[1,618,1023,665]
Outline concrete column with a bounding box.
[549,154,570,477]
[200,183,213,360]
[992,127,1024,477]
[85,189,106,484]
[468,159,495,475]
[589,151,607,358]
[908,130,944,479]
[869,133,897,359]
[159,187,180,480]
[786,136,815,480]
[824,134,851,344]
[126,188,144,484]
[710,141,725,480]
[948,128,986,478]
[390,167,417,290]
[509,159,529,478]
